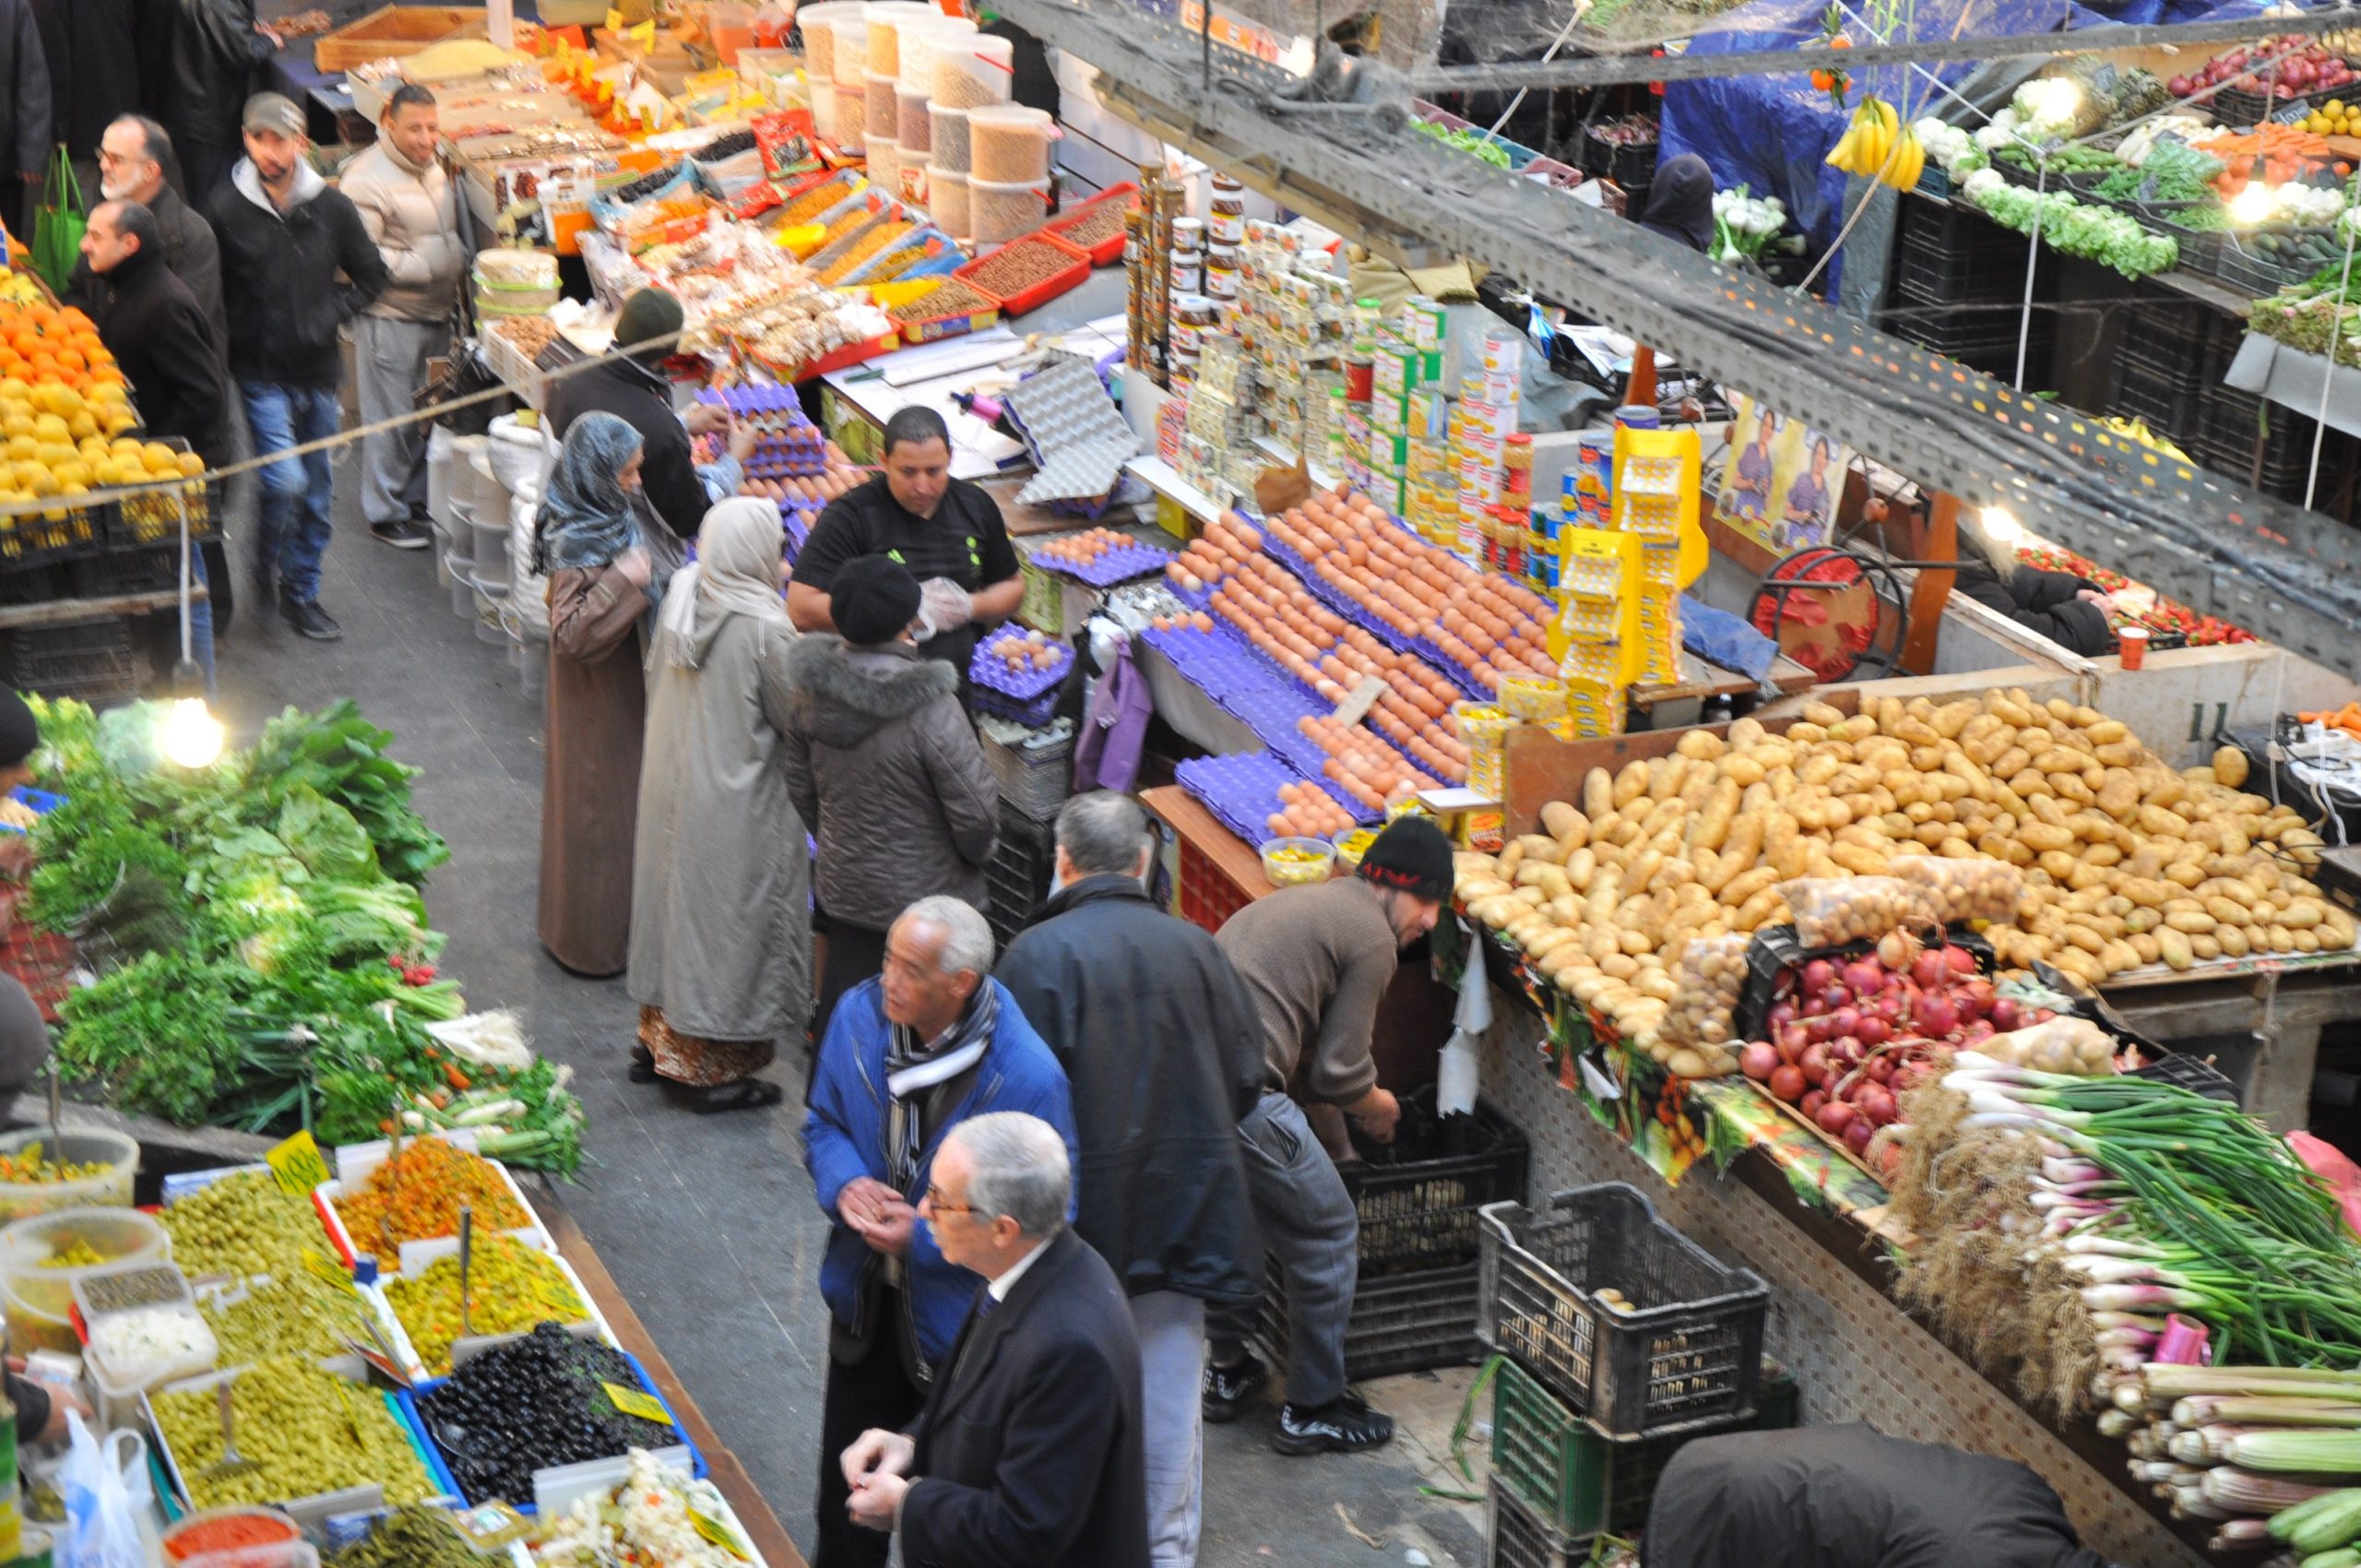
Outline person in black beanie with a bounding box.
[781,555,1000,1044]
[1203,814,1454,1457]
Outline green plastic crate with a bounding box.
[1490,1355,1797,1542]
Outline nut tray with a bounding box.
[1028,538,1173,588]
[970,629,1074,701]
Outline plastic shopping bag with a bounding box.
[30,148,85,298]
[58,1413,148,1568]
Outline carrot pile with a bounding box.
[2300,702,2361,738]
[334,1136,530,1251]
[2209,123,2337,194]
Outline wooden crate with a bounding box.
[313,6,486,72]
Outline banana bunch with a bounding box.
[1824,97,1924,188]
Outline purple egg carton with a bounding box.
[1139,623,1269,701]
[1220,687,1332,780]
[1032,540,1175,588]
[1175,751,1313,848]
[971,631,1074,702]
[780,505,817,564]
[1413,635,1492,700]
[699,385,808,420]
[973,684,1061,727]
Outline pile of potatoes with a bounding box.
[1456,689,2347,1078]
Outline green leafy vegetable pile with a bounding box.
[1963,169,2179,279]
[22,697,583,1175]
[2094,138,2225,207]
[1412,119,1513,169]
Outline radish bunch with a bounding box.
[1738,929,2054,1175]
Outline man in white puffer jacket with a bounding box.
[340,82,465,552]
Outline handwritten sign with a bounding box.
[266,1129,331,1196]
[603,1382,674,1425]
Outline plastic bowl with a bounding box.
[0,1205,171,1318]
[0,1126,138,1226]
[1260,836,1336,887]
[1333,826,1379,871]
[162,1505,303,1562]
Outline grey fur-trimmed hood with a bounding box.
[785,636,960,746]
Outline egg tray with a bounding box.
[1221,686,1336,781]
[1029,539,1174,588]
[971,683,1061,728]
[780,505,817,564]
[970,633,1074,701]
[697,385,804,421]
[1176,750,1315,849]
[1139,622,1270,700]
[1004,357,1134,506]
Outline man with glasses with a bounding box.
[842,1111,1148,1568]
[802,896,1077,1568]
[71,117,222,345]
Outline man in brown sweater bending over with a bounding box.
[1204,815,1454,1455]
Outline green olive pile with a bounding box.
[152,1357,436,1509]
[162,1171,332,1281]
[200,1273,376,1363]
[326,1504,481,1567]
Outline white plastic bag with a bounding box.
[486,412,552,494]
[59,1414,148,1568]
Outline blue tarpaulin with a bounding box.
[1659,0,2257,284]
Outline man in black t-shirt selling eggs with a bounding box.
[789,407,1026,676]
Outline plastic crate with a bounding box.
[1477,1184,1768,1439]
[1256,1257,1481,1382]
[978,714,1073,823]
[0,618,137,704]
[1175,828,1251,934]
[0,564,53,606]
[65,544,180,598]
[983,804,1055,946]
[1490,1356,1798,1543]
[2107,357,2207,445]
[1486,1475,1584,1568]
[1347,1088,1528,1273]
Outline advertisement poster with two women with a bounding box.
[1715,394,1845,554]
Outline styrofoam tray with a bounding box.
[402,1349,701,1514]
[505,1452,769,1565]
[319,1136,553,1274]
[145,1363,456,1526]
[381,1248,618,1379]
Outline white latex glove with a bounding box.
[917,576,972,640]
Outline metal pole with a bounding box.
[2016,165,2044,393]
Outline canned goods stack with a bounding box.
[1228,220,1352,467]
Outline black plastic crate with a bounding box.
[1492,1356,1800,1544]
[1478,1183,1768,1439]
[982,804,1054,947]
[65,544,179,598]
[1257,1257,1481,1382]
[0,507,106,569]
[0,564,55,607]
[1346,1087,1528,1274]
[1486,1479,1584,1568]
[0,617,136,703]
[2106,357,2206,445]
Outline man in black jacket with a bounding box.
[995,791,1259,1568]
[70,117,224,345]
[162,0,278,201]
[82,198,221,681]
[843,1111,1147,1568]
[205,93,388,643]
[546,286,749,546]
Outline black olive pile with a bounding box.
[694,128,757,161]
[415,1323,677,1505]
[607,164,681,206]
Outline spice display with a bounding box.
[968,106,1052,183]
[491,316,560,359]
[333,1137,530,1253]
[200,1274,380,1365]
[152,1358,437,1509]
[537,1449,752,1567]
[0,1144,107,1186]
[1059,199,1130,251]
[326,1504,479,1567]
[415,1324,679,1506]
[162,1170,335,1282]
[885,278,994,324]
[963,236,1073,300]
[384,1231,590,1375]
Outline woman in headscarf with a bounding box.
[626,498,810,1112]
[537,411,661,977]
[1637,153,1715,253]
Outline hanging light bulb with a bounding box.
[1979,505,2025,545]
[2229,178,2277,227]
[160,659,223,770]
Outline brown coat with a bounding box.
[539,562,650,976]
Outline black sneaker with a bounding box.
[279,595,343,642]
[1202,1353,1268,1425]
[1272,1392,1394,1455]
[370,518,433,550]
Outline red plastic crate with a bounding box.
[953,231,1091,318]
[1045,180,1139,266]
[1177,833,1252,934]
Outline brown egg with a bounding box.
[1191,612,1213,633]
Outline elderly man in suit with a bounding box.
[840,1111,1148,1568]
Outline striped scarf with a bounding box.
[884,983,999,1192]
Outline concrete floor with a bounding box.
[199,445,1488,1567]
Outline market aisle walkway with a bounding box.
[207,453,1482,1568]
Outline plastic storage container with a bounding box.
[931,33,1014,108]
[926,165,969,238]
[810,77,841,142]
[834,82,867,151]
[1477,1183,1769,1439]
[797,0,860,78]
[868,142,903,210]
[825,8,869,86]
[2,1206,171,1350]
[0,1125,138,1225]
[1258,836,1335,886]
[705,0,755,63]
[931,103,970,172]
[863,0,933,77]
[161,1505,304,1563]
[896,15,974,92]
[896,84,933,152]
[863,69,898,138]
[967,175,1049,245]
[967,103,1054,183]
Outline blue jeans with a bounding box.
[242,381,341,605]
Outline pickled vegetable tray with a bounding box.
[399,1348,705,1514]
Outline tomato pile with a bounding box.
[2016,545,2254,647]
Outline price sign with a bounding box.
[603,1382,675,1425]
[1332,673,1387,728]
[300,1247,354,1291]
[266,1129,331,1196]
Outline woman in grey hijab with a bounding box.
[626,497,809,1112]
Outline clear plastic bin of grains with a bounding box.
[932,33,1014,109]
